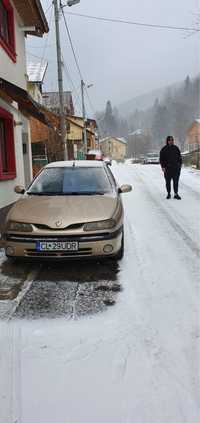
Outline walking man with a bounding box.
[160,136,182,199]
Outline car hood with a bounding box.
[7,194,118,229]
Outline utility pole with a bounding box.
[81,79,87,155]
[53,0,68,160]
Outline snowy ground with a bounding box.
[0,164,200,423]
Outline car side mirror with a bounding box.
[118,184,132,194]
[14,185,25,194]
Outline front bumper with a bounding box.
[2,227,123,259]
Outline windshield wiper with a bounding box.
[27,191,106,196]
[27,192,60,196]
[64,191,105,195]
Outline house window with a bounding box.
[0,107,16,180]
[0,0,16,62]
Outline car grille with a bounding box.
[6,233,110,242]
[24,248,92,258]
[34,223,83,231]
[6,227,122,243]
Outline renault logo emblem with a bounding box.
[56,221,62,227]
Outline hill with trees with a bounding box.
[96,75,200,154]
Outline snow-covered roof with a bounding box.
[27,61,48,83]
[129,129,143,136]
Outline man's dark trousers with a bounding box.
[165,167,181,195]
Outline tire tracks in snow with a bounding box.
[132,167,200,258]
[181,181,200,201]
[122,165,200,410]
[125,219,200,411]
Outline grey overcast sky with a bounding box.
[26,0,200,115]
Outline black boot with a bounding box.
[174,193,181,200]
[166,193,171,199]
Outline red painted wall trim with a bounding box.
[0,106,16,181]
[0,0,16,63]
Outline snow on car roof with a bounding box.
[46,160,104,168]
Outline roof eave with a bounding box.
[34,0,49,33]
[13,0,49,36]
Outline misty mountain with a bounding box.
[118,82,181,117]
[97,75,200,156]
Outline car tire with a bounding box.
[6,255,17,263]
[114,229,124,260]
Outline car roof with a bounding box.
[45,160,104,169]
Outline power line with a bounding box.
[27,44,55,49]
[62,58,83,114]
[39,5,53,67]
[44,2,54,15]
[60,6,103,128]
[65,11,200,33]
[61,6,84,80]
[60,6,88,115]
[26,50,55,61]
[26,5,53,62]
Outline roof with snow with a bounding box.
[27,61,48,83]
[129,129,143,136]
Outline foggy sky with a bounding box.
[26,0,200,115]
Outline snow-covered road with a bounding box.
[0,164,200,423]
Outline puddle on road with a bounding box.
[13,260,122,320]
[0,255,39,303]
[95,283,123,293]
[0,283,23,300]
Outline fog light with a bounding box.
[6,246,15,256]
[103,244,113,254]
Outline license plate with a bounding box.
[36,241,79,251]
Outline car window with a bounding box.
[27,167,112,195]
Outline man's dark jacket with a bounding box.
[160,145,182,170]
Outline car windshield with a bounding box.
[27,166,112,195]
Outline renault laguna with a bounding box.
[2,161,132,260]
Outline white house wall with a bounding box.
[22,116,33,187]
[0,98,25,209]
[0,1,27,89]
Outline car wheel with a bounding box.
[114,229,124,260]
[6,255,17,263]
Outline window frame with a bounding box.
[0,107,16,180]
[0,0,16,63]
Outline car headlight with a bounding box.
[83,218,116,232]
[7,221,33,232]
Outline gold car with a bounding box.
[1,161,132,260]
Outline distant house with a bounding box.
[100,137,127,161]
[30,108,97,172]
[68,115,97,152]
[0,0,48,230]
[186,119,200,152]
[43,91,74,116]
